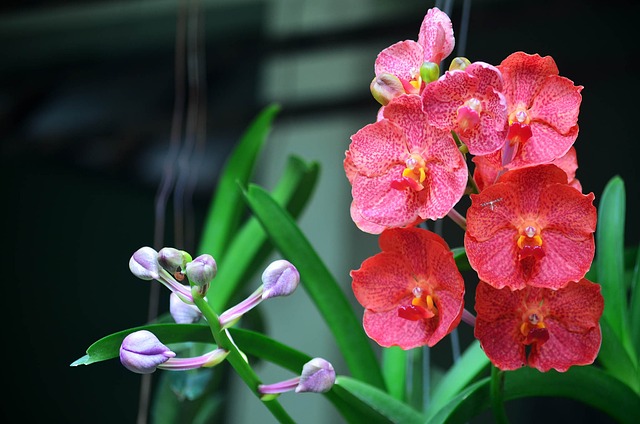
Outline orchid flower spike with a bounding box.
[218,260,300,329]
[128,247,194,303]
[258,357,336,400]
[119,330,228,374]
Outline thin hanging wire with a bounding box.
[137,1,190,423]
[183,0,207,253]
[173,0,204,252]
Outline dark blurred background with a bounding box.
[2,0,638,423]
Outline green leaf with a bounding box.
[198,103,280,260]
[451,247,471,272]
[630,244,640,358]
[382,347,407,401]
[208,155,320,312]
[427,366,640,424]
[336,376,425,424]
[596,176,629,346]
[426,340,489,420]
[597,319,639,393]
[70,323,213,366]
[242,184,386,390]
[594,176,638,387]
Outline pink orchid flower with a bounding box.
[370,7,454,105]
[498,52,583,168]
[345,94,468,234]
[474,279,603,372]
[464,164,596,290]
[351,227,465,349]
[422,61,508,155]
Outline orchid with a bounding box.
[474,278,603,372]
[71,4,640,424]
[370,7,454,105]
[422,61,508,156]
[345,94,467,233]
[465,164,596,290]
[351,227,464,349]
[497,51,583,169]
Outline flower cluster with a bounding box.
[346,7,603,372]
[124,246,335,394]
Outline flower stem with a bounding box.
[462,308,476,327]
[192,288,295,424]
[490,365,510,424]
[446,208,467,231]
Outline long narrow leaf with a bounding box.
[596,176,628,345]
[199,104,280,260]
[427,366,640,424]
[209,156,319,312]
[336,376,425,424]
[630,245,640,357]
[382,346,407,401]
[242,184,386,390]
[426,340,489,420]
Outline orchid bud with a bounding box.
[370,73,404,106]
[158,247,192,275]
[119,330,175,374]
[449,56,471,71]
[296,357,336,393]
[420,61,440,84]
[185,254,217,289]
[261,260,300,300]
[169,292,202,324]
[129,247,160,280]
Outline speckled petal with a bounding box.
[499,52,559,106]
[417,7,455,64]
[349,119,407,176]
[529,75,582,134]
[375,40,423,82]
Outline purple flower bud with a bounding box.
[261,260,300,299]
[295,358,335,393]
[185,254,217,288]
[119,330,175,374]
[129,247,160,280]
[169,292,202,324]
[158,247,192,275]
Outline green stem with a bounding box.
[490,365,509,424]
[192,288,295,424]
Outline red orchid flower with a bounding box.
[345,94,467,234]
[474,278,603,372]
[370,7,454,106]
[351,227,465,349]
[464,164,596,290]
[497,52,583,169]
[422,61,508,156]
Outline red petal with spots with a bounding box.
[528,279,603,372]
[351,227,465,349]
[474,281,527,370]
[346,95,467,232]
[349,119,407,177]
[422,63,507,156]
[383,95,432,152]
[418,7,454,64]
[475,279,603,372]
[375,40,423,83]
[530,75,582,134]
[499,52,558,106]
[507,121,578,169]
[351,167,427,232]
[472,153,503,192]
[465,165,596,290]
